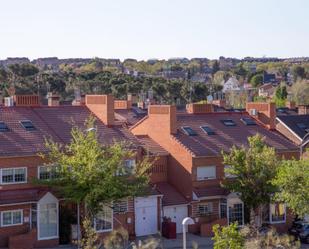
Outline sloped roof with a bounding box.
[136,135,169,156]
[156,182,188,206]
[0,105,140,157]
[277,114,309,140]
[0,188,50,205]
[173,112,298,157]
[194,186,229,199]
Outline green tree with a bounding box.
[212,60,220,75]
[273,85,288,107]
[272,159,309,218]
[291,79,309,105]
[292,65,305,80]
[212,223,244,249]
[222,134,279,225]
[36,116,151,244]
[250,74,263,87]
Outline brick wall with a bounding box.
[246,102,276,130]
[85,95,115,126]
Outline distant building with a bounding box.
[0,57,30,68]
[263,72,277,84]
[222,77,241,93]
[258,83,275,98]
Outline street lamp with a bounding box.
[182,217,195,249]
[300,132,309,158]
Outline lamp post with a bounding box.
[182,217,195,249]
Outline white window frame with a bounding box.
[269,203,286,224]
[94,205,113,233]
[198,202,213,216]
[0,167,27,185]
[38,202,59,240]
[1,209,23,227]
[37,165,59,180]
[196,166,216,181]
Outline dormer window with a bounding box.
[181,126,197,136]
[20,120,35,131]
[221,119,236,126]
[0,122,9,132]
[200,126,215,135]
[241,117,256,126]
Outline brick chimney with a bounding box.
[246,102,276,130]
[47,92,60,107]
[148,105,177,134]
[298,105,309,115]
[186,103,214,114]
[14,95,40,107]
[85,95,114,126]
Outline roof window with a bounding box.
[221,119,236,126]
[20,120,36,131]
[200,126,215,135]
[241,117,257,126]
[0,122,9,132]
[181,126,197,136]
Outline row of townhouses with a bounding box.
[0,94,308,248]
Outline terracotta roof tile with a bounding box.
[156,182,188,206]
[194,186,229,199]
[0,188,49,205]
[0,106,140,157]
[174,112,298,157]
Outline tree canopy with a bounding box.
[37,116,151,213]
[273,158,309,218]
[222,134,279,223]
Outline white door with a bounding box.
[163,205,188,233]
[135,196,158,237]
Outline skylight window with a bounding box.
[0,122,9,132]
[221,119,236,126]
[200,126,215,135]
[241,117,257,126]
[20,120,36,131]
[181,126,197,136]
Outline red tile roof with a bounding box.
[0,188,50,205]
[136,135,169,156]
[0,106,140,157]
[156,182,188,206]
[173,112,298,157]
[194,186,229,199]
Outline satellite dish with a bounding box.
[207,95,213,103]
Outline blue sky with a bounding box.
[1,0,308,60]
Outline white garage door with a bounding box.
[163,205,188,233]
[135,196,158,237]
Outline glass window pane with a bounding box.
[2,212,12,225]
[13,211,22,224]
[39,203,58,239]
[14,168,26,182]
[2,169,14,183]
[95,205,112,231]
[271,203,285,222]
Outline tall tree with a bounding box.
[272,159,309,218]
[36,116,151,221]
[222,134,279,225]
